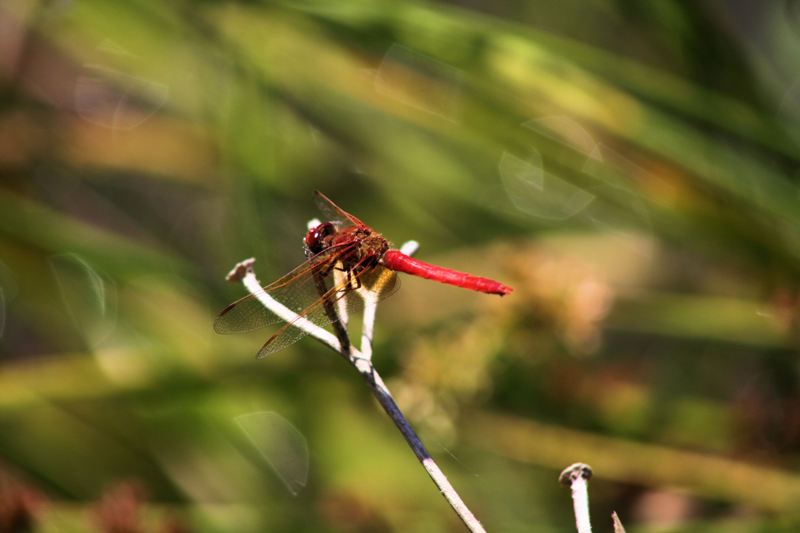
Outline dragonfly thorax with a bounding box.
[334,226,389,271]
[305,222,389,271]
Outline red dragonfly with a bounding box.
[215,191,513,357]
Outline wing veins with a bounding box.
[214,243,357,334]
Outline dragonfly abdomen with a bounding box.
[382,250,513,296]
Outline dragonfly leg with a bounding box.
[346,270,362,290]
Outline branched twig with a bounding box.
[227,239,486,532]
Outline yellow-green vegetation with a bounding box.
[2,1,800,531]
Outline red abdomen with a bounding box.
[382,250,513,296]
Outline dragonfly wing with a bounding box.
[215,243,397,358]
[214,293,282,334]
[214,247,346,334]
[253,266,397,358]
[313,190,366,227]
[255,302,332,358]
[256,274,353,358]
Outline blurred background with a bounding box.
[2,1,800,531]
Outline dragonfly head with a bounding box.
[304,222,336,255]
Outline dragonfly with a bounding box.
[214,191,513,358]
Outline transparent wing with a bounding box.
[255,274,347,358]
[255,264,400,359]
[313,190,366,228]
[216,240,401,358]
[214,247,346,334]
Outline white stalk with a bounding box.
[560,463,593,533]
[333,267,350,329]
[357,240,419,360]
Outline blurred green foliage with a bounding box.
[2,1,800,531]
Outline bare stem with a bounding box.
[228,240,486,532]
[345,352,485,532]
[559,463,593,533]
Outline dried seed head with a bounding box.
[559,463,593,486]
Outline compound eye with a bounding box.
[320,222,336,238]
[305,222,335,253]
